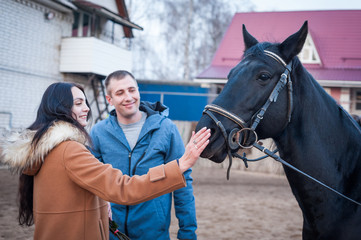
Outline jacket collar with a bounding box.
[139,101,169,117]
[109,101,169,118]
[108,101,169,137]
[1,121,87,174]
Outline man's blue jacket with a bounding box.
[90,101,197,240]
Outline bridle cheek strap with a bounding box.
[202,110,233,180]
[251,61,293,131]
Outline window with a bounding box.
[356,91,361,110]
[298,34,321,64]
[350,89,361,114]
[72,11,98,37]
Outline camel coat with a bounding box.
[1,121,186,240]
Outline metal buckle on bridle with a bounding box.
[236,128,258,149]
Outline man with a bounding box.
[90,70,197,240]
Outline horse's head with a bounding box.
[196,21,308,163]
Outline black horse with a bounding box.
[196,21,361,240]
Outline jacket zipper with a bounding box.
[124,152,132,236]
[129,131,153,176]
[132,150,147,175]
[124,130,153,236]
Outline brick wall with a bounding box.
[0,0,75,129]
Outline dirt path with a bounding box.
[0,167,303,240]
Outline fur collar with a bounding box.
[0,121,88,174]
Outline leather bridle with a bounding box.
[201,50,361,206]
[203,50,293,179]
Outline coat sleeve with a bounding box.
[165,123,197,240]
[62,141,186,205]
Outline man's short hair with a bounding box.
[104,70,136,95]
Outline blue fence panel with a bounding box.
[139,93,161,103]
[163,94,207,121]
[138,83,210,121]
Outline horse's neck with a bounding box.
[272,78,361,222]
[274,73,361,177]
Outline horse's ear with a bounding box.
[278,21,308,63]
[243,24,258,50]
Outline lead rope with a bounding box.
[203,105,361,205]
[252,142,361,206]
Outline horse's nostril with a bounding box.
[209,127,218,138]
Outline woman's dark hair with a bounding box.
[18,82,92,226]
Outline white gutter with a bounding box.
[193,78,228,84]
[317,80,361,88]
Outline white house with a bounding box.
[0,0,142,129]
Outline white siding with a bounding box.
[60,37,132,76]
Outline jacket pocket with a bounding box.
[98,219,106,240]
[154,197,169,230]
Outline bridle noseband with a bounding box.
[201,50,361,206]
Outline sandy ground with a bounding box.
[0,166,303,240]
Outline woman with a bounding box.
[0,82,210,240]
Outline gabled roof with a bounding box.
[196,10,361,86]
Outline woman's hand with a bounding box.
[178,127,211,173]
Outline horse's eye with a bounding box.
[258,73,271,81]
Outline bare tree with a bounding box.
[126,0,254,81]
[183,0,194,81]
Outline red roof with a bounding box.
[196,10,361,85]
